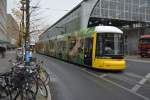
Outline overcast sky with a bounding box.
[7,0,83,42]
[7,0,83,27]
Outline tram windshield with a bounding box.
[96,33,124,57]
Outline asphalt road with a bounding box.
[126,60,150,76]
[35,54,150,100]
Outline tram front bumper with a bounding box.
[93,59,126,70]
[102,60,126,70]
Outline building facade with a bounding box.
[7,14,19,45]
[40,0,150,55]
[0,0,19,48]
[0,0,8,44]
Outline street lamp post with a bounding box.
[24,0,30,65]
[20,0,26,62]
[20,0,25,44]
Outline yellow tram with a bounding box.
[36,26,126,71]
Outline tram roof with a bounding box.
[95,26,123,34]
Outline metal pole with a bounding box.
[20,0,25,62]
[22,2,25,61]
[19,22,22,47]
[25,0,30,65]
[26,0,30,35]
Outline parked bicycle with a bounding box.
[0,60,50,100]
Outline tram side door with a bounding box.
[84,38,93,66]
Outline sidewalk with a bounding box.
[125,55,150,63]
[0,51,16,73]
[0,51,52,100]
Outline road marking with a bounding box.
[125,72,144,79]
[126,59,150,63]
[81,69,150,100]
[99,74,107,78]
[131,73,150,92]
[125,72,150,83]
[145,73,150,78]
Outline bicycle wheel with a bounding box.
[25,90,36,100]
[29,76,39,97]
[14,89,36,100]
[38,78,48,98]
[11,88,19,100]
[0,85,11,100]
[42,71,50,85]
[39,69,50,85]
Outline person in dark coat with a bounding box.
[0,46,6,58]
[0,46,3,58]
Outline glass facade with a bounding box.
[0,0,8,42]
[91,0,150,22]
[41,7,81,40]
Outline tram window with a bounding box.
[96,33,124,57]
[104,34,114,54]
[96,34,103,57]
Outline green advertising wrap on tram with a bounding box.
[36,26,126,71]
